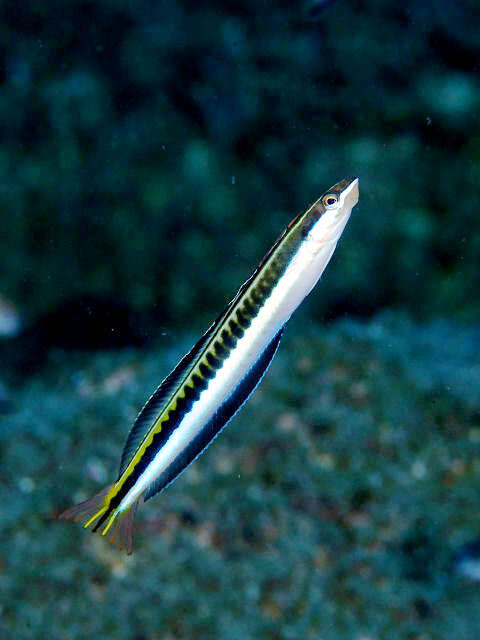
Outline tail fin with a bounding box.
[58,484,113,526]
[58,484,140,555]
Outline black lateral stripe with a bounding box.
[229,319,244,338]
[143,327,285,502]
[175,393,187,413]
[251,288,264,305]
[221,329,236,349]
[207,352,222,369]
[199,362,215,379]
[114,192,301,492]
[236,309,250,329]
[192,373,208,391]
[92,509,111,532]
[243,298,256,316]
[214,341,228,359]
[183,384,199,402]
[116,320,218,478]
[259,281,271,296]
[108,400,189,510]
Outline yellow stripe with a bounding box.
[111,208,308,495]
[110,412,171,497]
[101,511,118,536]
[83,505,108,530]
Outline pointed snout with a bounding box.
[338,176,359,209]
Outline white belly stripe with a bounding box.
[119,234,343,510]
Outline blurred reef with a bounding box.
[2,314,480,638]
[0,0,479,329]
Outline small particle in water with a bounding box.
[0,294,21,337]
[102,366,135,395]
[453,538,480,582]
[19,477,35,493]
[231,175,236,185]
[411,459,427,479]
[86,458,108,483]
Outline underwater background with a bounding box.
[1,1,479,638]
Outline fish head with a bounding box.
[303,176,359,250]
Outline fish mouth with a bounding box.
[322,177,358,243]
[337,176,359,210]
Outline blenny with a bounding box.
[59,177,359,553]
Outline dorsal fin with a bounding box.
[143,326,284,501]
[118,330,212,478]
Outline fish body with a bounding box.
[59,177,359,553]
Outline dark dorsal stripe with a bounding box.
[116,329,214,478]
[229,319,244,338]
[143,326,284,502]
[109,206,302,515]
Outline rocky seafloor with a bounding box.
[1,312,479,639]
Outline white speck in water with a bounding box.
[457,559,480,582]
[411,459,427,479]
[19,477,35,493]
[86,458,108,483]
[231,175,236,185]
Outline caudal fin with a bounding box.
[58,484,141,555]
[101,499,140,555]
[58,484,113,525]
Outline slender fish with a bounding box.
[59,177,359,553]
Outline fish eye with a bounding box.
[322,194,338,208]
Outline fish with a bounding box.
[59,176,359,553]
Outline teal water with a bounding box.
[1,1,479,638]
